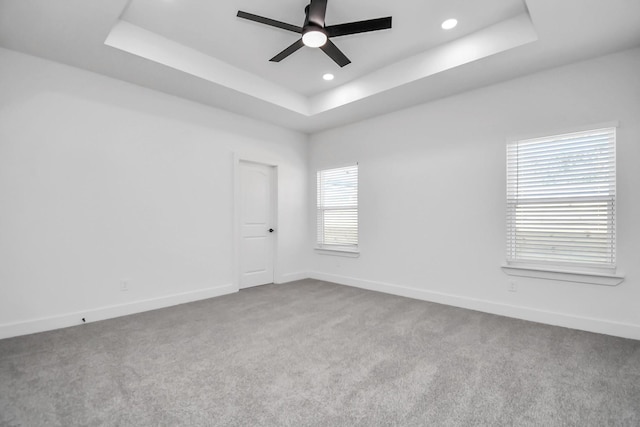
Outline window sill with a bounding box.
[315,247,360,258]
[501,264,625,286]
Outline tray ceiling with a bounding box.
[1,0,639,133]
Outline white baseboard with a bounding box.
[0,283,237,340]
[4,273,638,342]
[277,271,309,284]
[309,272,640,341]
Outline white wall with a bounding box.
[309,48,640,340]
[2,46,639,341]
[0,48,309,338]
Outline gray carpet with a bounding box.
[1,279,639,426]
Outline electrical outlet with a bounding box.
[120,279,129,292]
[508,281,517,292]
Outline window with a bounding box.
[317,165,358,251]
[506,127,616,270]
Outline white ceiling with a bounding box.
[122,0,526,96]
[1,0,640,133]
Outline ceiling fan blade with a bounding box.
[270,39,305,62]
[307,0,328,27]
[326,17,392,37]
[320,39,351,67]
[237,11,302,33]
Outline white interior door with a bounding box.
[239,161,275,289]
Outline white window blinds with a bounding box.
[317,165,358,249]
[506,127,616,269]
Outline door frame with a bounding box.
[233,154,278,291]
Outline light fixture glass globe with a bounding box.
[302,30,327,48]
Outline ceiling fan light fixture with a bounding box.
[302,28,327,48]
[237,1,392,67]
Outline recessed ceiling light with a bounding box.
[441,19,458,30]
[323,73,335,81]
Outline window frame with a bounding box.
[504,123,621,281]
[316,164,359,255]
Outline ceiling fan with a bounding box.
[237,0,392,67]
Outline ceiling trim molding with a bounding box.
[310,13,538,114]
[105,20,310,115]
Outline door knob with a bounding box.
[269,228,274,233]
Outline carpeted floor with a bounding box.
[1,279,639,426]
